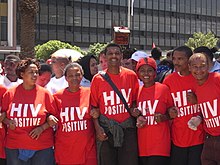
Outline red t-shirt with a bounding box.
[0,85,7,158]
[163,72,205,147]
[196,73,220,136]
[53,87,97,165]
[90,67,139,123]
[137,83,173,157]
[2,84,57,150]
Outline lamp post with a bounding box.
[127,0,131,29]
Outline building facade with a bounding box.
[36,0,220,51]
[0,0,17,58]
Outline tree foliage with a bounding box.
[87,43,108,57]
[35,40,84,60]
[185,31,219,50]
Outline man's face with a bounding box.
[172,51,189,73]
[4,60,18,76]
[51,57,65,77]
[121,58,133,70]
[189,54,209,85]
[105,46,122,68]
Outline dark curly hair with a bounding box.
[16,58,40,79]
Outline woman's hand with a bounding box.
[136,116,147,128]
[29,126,44,140]
[4,118,16,130]
[47,115,58,127]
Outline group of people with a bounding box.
[0,43,219,165]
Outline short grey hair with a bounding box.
[64,62,84,76]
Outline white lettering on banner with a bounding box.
[104,104,128,115]
[171,90,192,107]
[145,116,157,125]
[171,90,200,117]
[103,89,131,106]
[60,107,88,122]
[10,103,42,117]
[138,100,159,116]
[198,99,220,128]
[12,117,41,127]
[204,116,220,128]
[199,99,218,119]
[103,88,131,115]
[178,104,200,117]
[62,120,88,132]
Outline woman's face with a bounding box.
[137,64,156,87]
[21,64,39,87]
[65,67,83,88]
[90,58,98,76]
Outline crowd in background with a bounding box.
[0,43,220,165]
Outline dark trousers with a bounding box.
[139,156,170,165]
[170,143,203,165]
[6,147,54,165]
[99,128,138,165]
[201,135,220,165]
[0,158,6,165]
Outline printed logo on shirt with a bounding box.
[171,90,200,117]
[103,88,131,115]
[60,106,88,132]
[138,100,159,125]
[199,99,220,128]
[10,103,42,127]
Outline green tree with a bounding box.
[87,43,108,57]
[35,40,84,60]
[185,31,219,50]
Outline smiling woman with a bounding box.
[53,62,97,165]
[1,58,58,165]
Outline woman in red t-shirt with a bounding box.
[136,57,174,165]
[53,62,97,165]
[2,58,57,165]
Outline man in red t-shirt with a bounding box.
[163,46,204,165]
[189,53,220,165]
[90,43,139,165]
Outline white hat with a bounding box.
[51,49,83,62]
[131,51,149,62]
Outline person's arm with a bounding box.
[154,111,171,123]
[0,112,6,122]
[29,122,50,140]
[130,101,142,118]
[91,107,108,141]
[3,117,16,130]
[29,114,58,140]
